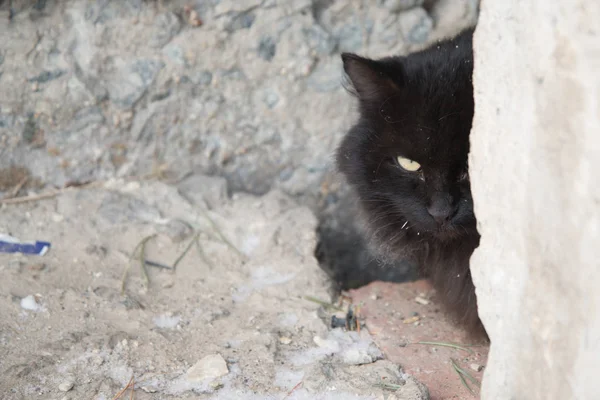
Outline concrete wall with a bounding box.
[470,1,600,398]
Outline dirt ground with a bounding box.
[1,179,429,399]
[0,1,480,399]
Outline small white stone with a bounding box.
[279,336,292,345]
[58,382,74,392]
[153,313,181,329]
[470,363,483,372]
[186,354,229,382]
[52,213,64,222]
[20,295,41,311]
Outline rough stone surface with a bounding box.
[0,0,477,207]
[398,7,434,44]
[471,1,600,399]
[177,174,228,209]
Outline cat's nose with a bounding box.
[427,194,455,224]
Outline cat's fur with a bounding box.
[337,28,486,338]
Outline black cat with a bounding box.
[337,28,486,339]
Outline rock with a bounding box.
[336,19,369,52]
[27,69,66,83]
[302,25,337,55]
[163,44,186,65]
[379,0,425,13]
[160,219,194,243]
[73,63,109,102]
[341,347,375,365]
[21,113,37,144]
[398,7,433,44]
[186,354,229,382]
[215,0,263,14]
[20,295,41,312]
[58,381,74,392]
[257,36,277,61]
[429,0,479,34]
[396,376,430,400]
[471,1,600,398]
[306,60,343,93]
[222,11,256,32]
[150,12,181,48]
[279,336,292,345]
[190,71,213,86]
[66,106,105,133]
[107,59,164,109]
[469,363,483,372]
[263,90,280,109]
[98,192,162,224]
[177,174,229,209]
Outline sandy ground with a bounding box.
[0,179,429,399]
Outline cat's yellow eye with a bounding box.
[397,156,421,172]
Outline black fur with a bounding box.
[337,28,486,339]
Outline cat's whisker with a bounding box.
[370,219,404,240]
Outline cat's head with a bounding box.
[337,35,477,248]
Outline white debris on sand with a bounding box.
[152,313,181,329]
[20,295,42,312]
[186,354,229,383]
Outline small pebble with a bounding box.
[415,296,430,305]
[470,363,483,372]
[52,213,64,222]
[58,382,74,392]
[279,336,292,345]
[20,295,41,311]
[186,354,229,382]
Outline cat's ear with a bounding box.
[341,53,401,102]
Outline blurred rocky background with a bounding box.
[0,0,478,287]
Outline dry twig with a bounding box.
[4,176,28,199]
[282,380,303,399]
[112,375,134,400]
